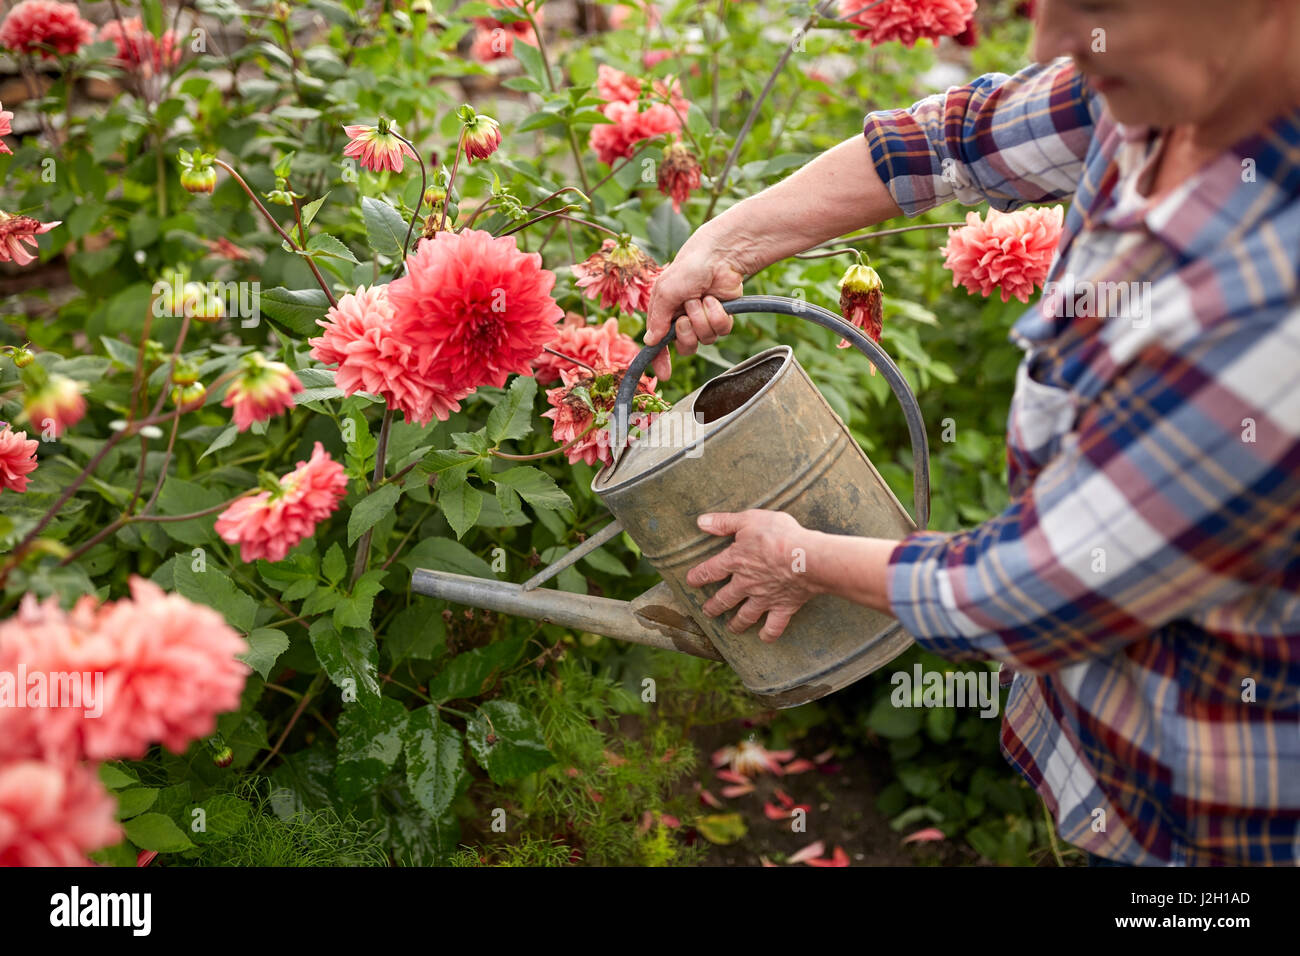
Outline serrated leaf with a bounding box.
[427,634,525,704]
[199,424,239,461]
[403,708,464,818]
[189,794,251,845]
[361,196,408,257]
[123,813,195,852]
[114,788,158,821]
[172,562,257,633]
[335,697,407,803]
[322,542,347,584]
[492,466,570,511]
[304,232,360,264]
[300,192,330,230]
[486,376,537,444]
[240,627,289,680]
[347,482,401,546]
[309,620,380,701]
[465,700,554,784]
[260,287,333,337]
[400,537,494,578]
[439,481,481,539]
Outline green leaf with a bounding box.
[309,619,381,701]
[492,466,571,511]
[260,287,333,337]
[300,192,330,230]
[865,694,923,739]
[123,812,195,852]
[465,700,554,784]
[335,697,408,803]
[384,604,446,667]
[696,813,747,845]
[402,707,465,818]
[172,561,257,633]
[438,480,481,539]
[199,424,239,461]
[241,628,290,680]
[155,477,225,546]
[304,233,360,264]
[361,196,408,257]
[189,794,251,845]
[647,202,691,259]
[581,546,630,577]
[114,788,158,821]
[427,634,525,704]
[513,39,548,88]
[98,763,139,790]
[400,537,495,577]
[333,571,384,630]
[485,375,537,444]
[347,482,401,546]
[294,366,346,404]
[322,542,347,584]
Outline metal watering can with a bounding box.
[412,295,931,708]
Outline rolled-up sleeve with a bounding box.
[886,312,1300,674]
[864,57,1098,216]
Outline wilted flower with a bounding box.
[941,205,1064,304]
[711,740,795,778]
[386,229,562,391]
[541,364,666,467]
[22,374,84,437]
[572,236,663,313]
[837,261,885,371]
[531,313,641,385]
[838,0,977,47]
[0,760,121,866]
[460,108,502,162]
[215,442,348,563]
[0,0,94,58]
[222,353,303,432]
[0,424,39,493]
[342,119,419,173]
[657,140,701,213]
[98,16,180,74]
[0,211,60,267]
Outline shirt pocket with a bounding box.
[1006,346,1080,482]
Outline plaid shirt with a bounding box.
[864,57,1300,865]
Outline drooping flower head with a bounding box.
[222,352,303,432]
[837,261,885,370]
[572,236,663,314]
[542,364,667,467]
[0,424,39,493]
[22,373,84,437]
[215,442,348,563]
[941,205,1064,304]
[309,284,474,425]
[0,211,60,266]
[657,140,702,213]
[342,118,419,173]
[531,313,641,385]
[0,104,12,155]
[838,0,977,47]
[98,16,181,74]
[0,0,94,58]
[459,107,502,162]
[386,229,562,391]
[0,760,121,867]
[0,579,250,763]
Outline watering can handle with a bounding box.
[611,294,931,529]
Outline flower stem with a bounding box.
[391,130,427,278]
[792,221,967,258]
[438,129,465,235]
[352,407,394,585]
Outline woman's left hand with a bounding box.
[684,510,822,642]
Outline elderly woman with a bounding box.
[644,0,1300,867]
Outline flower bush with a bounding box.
[0,0,1067,866]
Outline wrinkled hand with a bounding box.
[685,510,821,642]
[644,229,745,381]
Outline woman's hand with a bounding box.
[684,510,823,642]
[644,226,746,380]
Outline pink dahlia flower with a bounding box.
[469,0,540,60]
[0,211,61,266]
[657,140,701,213]
[386,229,562,391]
[0,104,12,155]
[0,760,121,866]
[0,579,249,763]
[22,373,84,437]
[941,205,1064,304]
[216,442,348,563]
[542,364,663,467]
[309,284,474,425]
[642,49,673,70]
[342,120,419,174]
[462,112,502,162]
[0,424,39,492]
[572,237,663,314]
[222,353,303,432]
[838,0,976,48]
[0,0,94,58]
[98,16,180,74]
[531,313,640,385]
[594,63,688,112]
[588,99,683,167]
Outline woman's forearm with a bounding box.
[701,134,905,275]
[801,528,900,616]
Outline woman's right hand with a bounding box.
[644,227,746,381]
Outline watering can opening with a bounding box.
[692,352,786,424]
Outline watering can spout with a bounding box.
[410,569,722,662]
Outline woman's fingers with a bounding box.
[728,598,766,634]
[702,295,732,340]
[649,346,672,381]
[675,311,701,355]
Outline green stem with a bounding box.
[351,407,394,585]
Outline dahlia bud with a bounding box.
[143,339,167,365]
[177,149,217,194]
[458,106,501,162]
[657,140,702,214]
[264,177,303,207]
[213,746,234,768]
[7,345,34,368]
[837,260,885,368]
[423,185,446,208]
[170,358,201,387]
[170,381,207,409]
[180,282,225,322]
